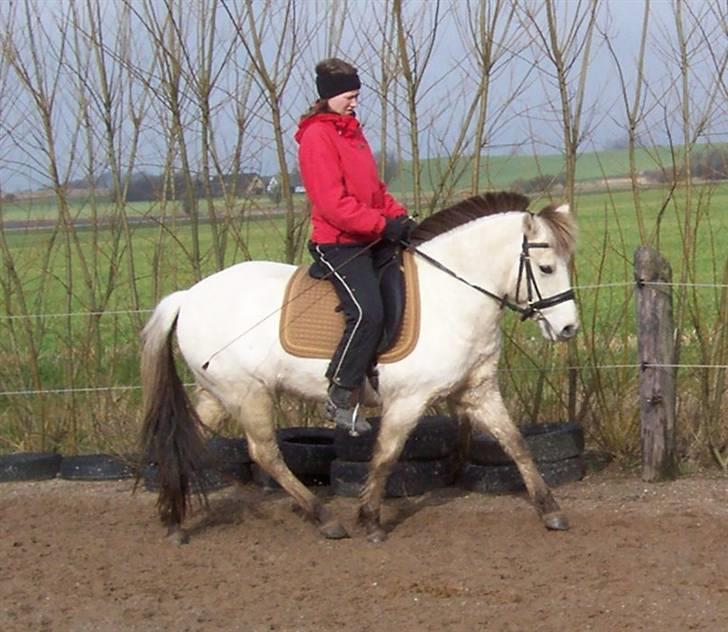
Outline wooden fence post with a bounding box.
[634,246,677,482]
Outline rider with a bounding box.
[295,57,414,433]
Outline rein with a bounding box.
[201,226,574,370]
[406,234,575,322]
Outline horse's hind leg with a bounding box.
[358,402,424,543]
[233,387,348,539]
[195,387,229,432]
[456,377,568,531]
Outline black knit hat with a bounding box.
[316,72,361,99]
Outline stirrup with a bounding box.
[325,399,371,436]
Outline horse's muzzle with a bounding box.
[557,323,579,340]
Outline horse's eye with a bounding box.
[539,265,553,274]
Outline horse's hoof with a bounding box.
[367,528,388,544]
[166,526,189,545]
[320,520,349,540]
[543,511,570,531]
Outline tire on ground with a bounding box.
[0,452,62,482]
[458,456,585,494]
[334,415,459,462]
[206,436,250,463]
[253,427,336,489]
[143,436,252,492]
[60,454,136,481]
[331,457,457,498]
[469,422,584,466]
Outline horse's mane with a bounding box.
[408,191,576,257]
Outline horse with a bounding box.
[139,191,578,543]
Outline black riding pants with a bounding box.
[309,241,396,390]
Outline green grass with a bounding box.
[1,178,726,457]
[388,143,726,195]
[574,184,728,282]
[3,181,725,357]
[0,193,301,222]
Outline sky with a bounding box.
[0,0,725,193]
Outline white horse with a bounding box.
[139,192,578,543]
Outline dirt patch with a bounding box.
[2,468,727,631]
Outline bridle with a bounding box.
[406,233,575,323]
[513,235,576,321]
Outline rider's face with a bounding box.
[327,90,359,116]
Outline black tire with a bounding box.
[0,452,62,482]
[250,427,336,489]
[458,456,585,494]
[59,454,136,481]
[143,461,252,492]
[331,457,457,498]
[250,463,279,491]
[469,422,584,466]
[334,415,459,462]
[143,436,252,492]
[206,436,251,465]
[278,427,336,481]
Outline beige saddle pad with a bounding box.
[279,251,420,363]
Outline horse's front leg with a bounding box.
[456,384,569,531]
[233,388,349,540]
[358,403,423,543]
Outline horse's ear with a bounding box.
[554,203,570,215]
[522,212,538,239]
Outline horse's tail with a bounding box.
[138,291,208,528]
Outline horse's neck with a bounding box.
[420,212,521,293]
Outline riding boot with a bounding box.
[326,384,371,435]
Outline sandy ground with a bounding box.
[1,468,727,632]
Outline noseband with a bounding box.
[407,233,575,322]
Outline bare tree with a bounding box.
[601,0,652,241]
[391,0,442,217]
[222,0,306,264]
[520,0,601,211]
[457,0,524,195]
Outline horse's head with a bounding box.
[409,191,578,341]
[518,203,579,342]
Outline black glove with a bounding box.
[382,215,415,243]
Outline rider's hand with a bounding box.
[382,215,415,244]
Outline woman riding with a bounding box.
[295,58,414,433]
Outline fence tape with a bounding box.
[1,309,153,320]
[641,281,728,289]
[0,383,195,397]
[2,365,727,398]
[2,280,726,321]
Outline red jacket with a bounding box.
[295,113,406,244]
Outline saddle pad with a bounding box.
[279,250,420,363]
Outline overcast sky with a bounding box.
[0,0,725,192]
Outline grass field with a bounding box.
[0,194,295,223]
[388,144,719,194]
[3,183,725,324]
[1,178,726,460]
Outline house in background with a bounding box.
[266,173,305,195]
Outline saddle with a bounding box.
[279,250,420,363]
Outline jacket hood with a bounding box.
[295,112,360,144]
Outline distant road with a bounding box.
[1,210,285,232]
[2,216,151,232]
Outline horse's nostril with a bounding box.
[560,324,578,339]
